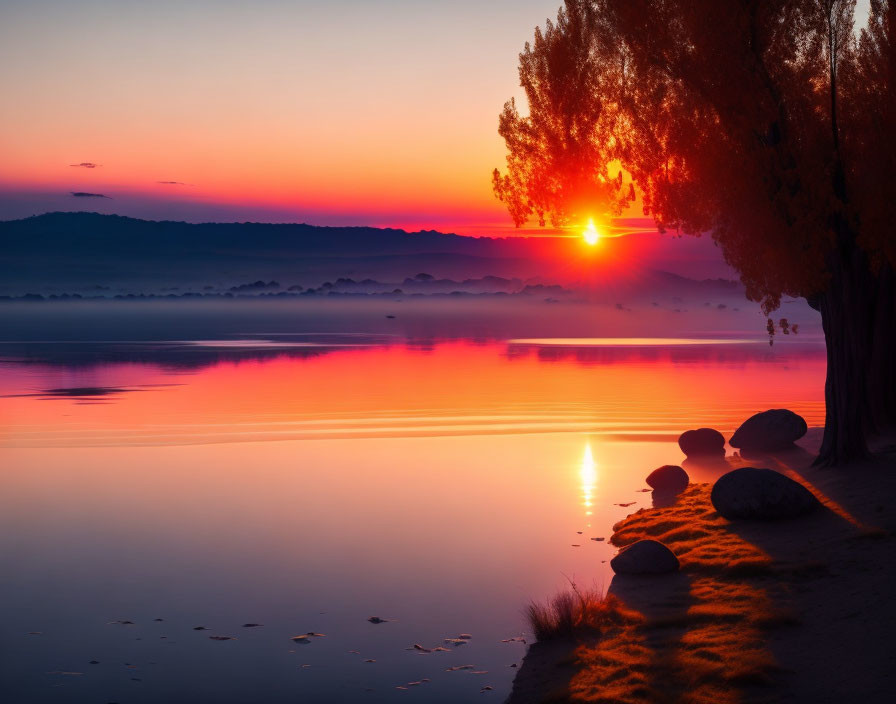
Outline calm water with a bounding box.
[0,335,825,703]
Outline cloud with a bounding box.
[70,192,110,198]
[157,180,187,186]
[70,162,99,168]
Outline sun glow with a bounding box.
[583,219,600,245]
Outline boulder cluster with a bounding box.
[610,409,818,576]
[678,409,808,459]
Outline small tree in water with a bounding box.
[493,0,896,465]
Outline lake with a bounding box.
[0,329,825,703]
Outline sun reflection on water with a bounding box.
[580,441,598,516]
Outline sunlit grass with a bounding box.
[526,586,638,641]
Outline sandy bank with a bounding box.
[508,432,896,703]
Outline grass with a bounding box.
[518,485,797,702]
[526,583,637,641]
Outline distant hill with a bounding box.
[0,211,742,298]
[0,212,550,292]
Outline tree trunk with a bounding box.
[814,242,875,466]
[866,261,896,437]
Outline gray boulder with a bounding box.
[645,465,689,494]
[729,409,807,451]
[678,428,725,457]
[610,539,680,575]
[710,467,820,520]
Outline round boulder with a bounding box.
[645,465,689,494]
[610,539,680,575]
[710,467,820,520]
[678,428,725,457]
[729,409,807,451]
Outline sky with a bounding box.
[0,0,871,236]
[0,0,570,234]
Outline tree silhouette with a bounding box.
[494,0,895,465]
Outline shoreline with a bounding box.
[507,430,896,703]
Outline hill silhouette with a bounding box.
[0,212,738,296]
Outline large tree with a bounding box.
[494,0,895,465]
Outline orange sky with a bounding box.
[0,0,588,234]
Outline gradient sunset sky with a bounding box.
[1,0,871,236]
[0,0,586,233]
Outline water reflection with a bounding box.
[0,337,828,703]
[580,442,598,517]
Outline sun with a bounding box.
[583,219,600,246]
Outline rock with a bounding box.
[711,467,820,520]
[645,465,689,494]
[678,428,726,456]
[610,539,680,575]
[729,409,807,451]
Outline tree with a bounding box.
[493,0,896,466]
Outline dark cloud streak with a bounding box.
[70,191,110,198]
[69,162,99,168]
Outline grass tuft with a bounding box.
[526,585,634,641]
